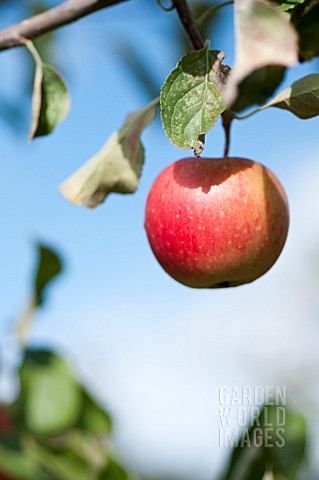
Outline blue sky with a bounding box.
[1,1,319,478]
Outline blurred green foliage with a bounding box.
[220,404,307,480]
[0,244,131,479]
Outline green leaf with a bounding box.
[79,389,112,437]
[33,243,63,307]
[0,442,48,480]
[291,0,319,60]
[26,439,94,480]
[61,430,108,470]
[219,404,307,480]
[60,98,158,208]
[260,74,319,118]
[19,349,82,435]
[266,406,307,479]
[26,40,70,140]
[221,447,266,480]
[224,0,298,106]
[232,66,286,112]
[15,243,63,342]
[277,0,307,12]
[99,459,129,480]
[160,43,226,153]
[220,417,267,480]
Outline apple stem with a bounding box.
[222,111,233,157]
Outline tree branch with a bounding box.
[172,0,204,50]
[0,0,129,52]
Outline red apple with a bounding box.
[145,157,289,288]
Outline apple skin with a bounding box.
[144,157,289,288]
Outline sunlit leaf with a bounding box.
[26,40,70,139]
[224,0,298,106]
[160,42,227,153]
[60,98,158,208]
[259,74,319,118]
[19,349,82,435]
[277,0,306,12]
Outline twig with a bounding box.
[172,0,204,50]
[16,297,37,346]
[232,107,262,120]
[0,0,129,52]
[196,1,233,27]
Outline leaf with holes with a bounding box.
[27,41,70,140]
[160,42,227,153]
[60,98,158,208]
